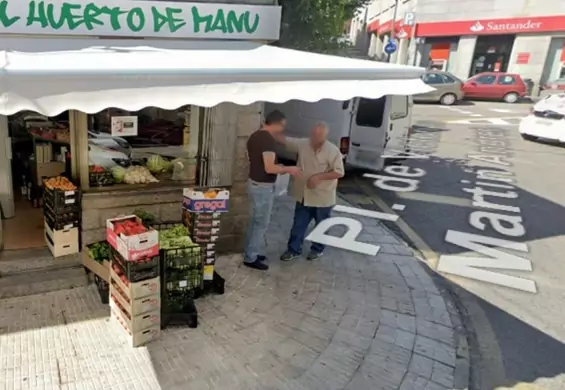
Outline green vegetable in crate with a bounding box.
[111,166,126,183]
[88,242,110,264]
[146,154,169,173]
[134,210,156,225]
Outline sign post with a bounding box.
[387,0,399,63]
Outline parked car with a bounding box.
[463,72,527,103]
[413,71,464,106]
[540,78,565,91]
[518,93,565,144]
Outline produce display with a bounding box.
[89,165,114,187]
[134,210,156,226]
[123,166,159,184]
[44,176,77,191]
[146,155,173,174]
[29,126,70,143]
[113,218,149,236]
[159,224,200,252]
[88,242,111,264]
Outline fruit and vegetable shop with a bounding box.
[0,0,429,345]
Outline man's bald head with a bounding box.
[310,122,328,148]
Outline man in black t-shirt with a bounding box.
[243,110,301,270]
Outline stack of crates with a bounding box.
[106,216,161,347]
[181,188,230,281]
[43,186,80,257]
[152,222,204,328]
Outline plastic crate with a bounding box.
[161,291,198,329]
[89,171,114,187]
[44,204,80,230]
[94,275,109,304]
[43,187,80,212]
[111,247,160,283]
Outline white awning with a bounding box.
[0,41,433,116]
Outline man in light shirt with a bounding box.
[278,122,345,261]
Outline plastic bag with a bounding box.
[275,174,290,196]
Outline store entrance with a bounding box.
[470,35,515,77]
[2,112,72,250]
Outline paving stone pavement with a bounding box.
[0,196,466,390]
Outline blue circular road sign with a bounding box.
[384,41,397,55]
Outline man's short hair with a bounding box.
[264,110,286,125]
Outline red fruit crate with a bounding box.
[106,215,159,261]
[111,247,160,284]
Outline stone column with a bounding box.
[215,102,263,254]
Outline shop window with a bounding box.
[475,75,497,85]
[85,106,199,190]
[356,97,386,128]
[498,75,516,85]
[422,73,444,84]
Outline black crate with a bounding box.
[94,275,109,304]
[43,189,80,214]
[110,247,160,283]
[44,204,80,230]
[201,271,225,296]
[89,171,114,187]
[161,292,198,329]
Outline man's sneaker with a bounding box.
[244,259,269,271]
[280,251,300,262]
[307,251,323,261]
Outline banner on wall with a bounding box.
[0,0,281,40]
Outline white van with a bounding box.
[266,95,413,172]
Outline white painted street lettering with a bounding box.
[306,205,399,256]
[439,128,535,293]
[437,230,536,293]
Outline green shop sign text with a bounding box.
[0,0,261,36]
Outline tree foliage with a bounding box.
[277,0,371,54]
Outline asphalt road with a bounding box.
[339,100,565,390]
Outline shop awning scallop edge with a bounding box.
[0,42,434,116]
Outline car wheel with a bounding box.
[503,92,519,103]
[440,93,457,106]
[521,133,536,141]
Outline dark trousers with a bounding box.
[287,202,332,255]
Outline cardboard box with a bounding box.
[182,188,230,213]
[111,280,160,316]
[110,268,160,300]
[106,216,159,261]
[191,234,219,245]
[82,249,110,282]
[44,222,79,257]
[110,297,160,333]
[111,306,160,347]
[204,265,214,281]
[36,161,65,184]
[204,249,216,265]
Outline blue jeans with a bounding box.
[287,202,333,255]
[244,180,276,263]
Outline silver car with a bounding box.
[414,71,464,106]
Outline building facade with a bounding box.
[351,0,565,94]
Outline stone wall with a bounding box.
[81,102,263,254]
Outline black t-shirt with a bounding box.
[247,130,277,183]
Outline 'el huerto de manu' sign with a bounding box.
[0,0,281,40]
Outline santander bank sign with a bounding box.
[416,15,565,37]
[469,20,542,33]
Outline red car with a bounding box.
[462,72,527,103]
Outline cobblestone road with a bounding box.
[0,196,467,390]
